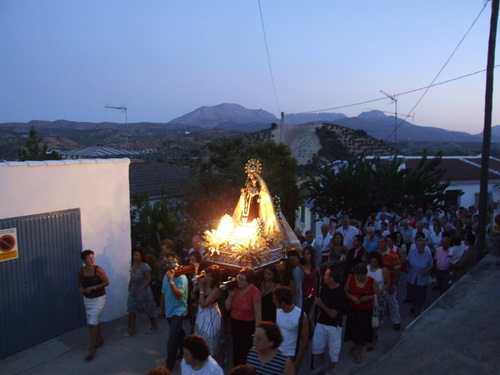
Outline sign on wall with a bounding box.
[0,227,18,262]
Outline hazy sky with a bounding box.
[1,0,498,134]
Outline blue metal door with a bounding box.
[0,209,84,359]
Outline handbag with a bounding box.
[371,294,379,328]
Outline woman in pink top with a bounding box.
[225,267,262,367]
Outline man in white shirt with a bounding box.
[337,215,359,250]
[274,286,309,374]
[316,223,332,266]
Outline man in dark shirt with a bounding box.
[346,234,366,274]
[311,267,348,375]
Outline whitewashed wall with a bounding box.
[448,181,495,208]
[0,159,131,321]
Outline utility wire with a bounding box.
[298,1,491,142]
[258,0,280,113]
[384,1,489,141]
[300,65,499,114]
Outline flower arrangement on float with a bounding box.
[202,214,284,270]
[200,159,300,272]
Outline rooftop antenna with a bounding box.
[105,105,128,125]
[380,91,398,144]
[365,108,414,122]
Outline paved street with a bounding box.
[1,271,441,375]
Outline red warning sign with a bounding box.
[0,228,19,262]
[0,234,15,252]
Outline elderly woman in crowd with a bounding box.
[246,321,294,375]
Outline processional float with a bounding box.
[202,159,301,274]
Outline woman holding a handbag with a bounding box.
[344,263,380,364]
[366,251,391,351]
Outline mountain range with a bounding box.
[1,103,499,161]
[168,103,500,143]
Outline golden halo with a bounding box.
[245,159,262,175]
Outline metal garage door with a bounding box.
[0,208,84,359]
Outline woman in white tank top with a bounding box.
[366,251,390,351]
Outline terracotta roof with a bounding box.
[129,162,190,198]
[403,156,500,181]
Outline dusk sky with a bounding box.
[1,0,498,134]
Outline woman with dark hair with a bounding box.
[187,250,203,333]
[78,249,109,360]
[329,232,349,270]
[246,321,294,375]
[124,248,157,337]
[276,259,296,302]
[225,267,262,367]
[193,265,222,356]
[344,263,379,363]
[366,251,390,351]
[297,245,318,315]
[181,334,223,375]
[259,265,280,322]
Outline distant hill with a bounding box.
[2,103,499,160]
[168,103,500,143]
[168,103,277,129]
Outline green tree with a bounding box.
[130,191,182,257]
[306,152,450,221]
[18,127,60,161]
[183,139,300,234]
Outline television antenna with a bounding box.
[365,108,414,122]
[380,91,398,144]
[105,105,128,125]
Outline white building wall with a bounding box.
[447,181,497,208]
[0,159,131,321]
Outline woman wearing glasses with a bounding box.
[225,267,262,366]
[246,321,294,375]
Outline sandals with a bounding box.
[123,328,137,337]
[354,348,362,363]
[355,352,362,363]
[88,341,104,350]
[85,349,95,361]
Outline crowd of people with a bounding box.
[78,204,483,374]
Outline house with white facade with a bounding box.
[296,155,500,235]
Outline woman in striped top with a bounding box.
[246,322,294,375]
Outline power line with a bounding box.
[299,65,499,115]
[257,0,280,113]
[298,1,492,142]
[384,0,490,142]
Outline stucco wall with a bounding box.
[0,159,130,321]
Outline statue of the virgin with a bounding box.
[232,159,301,251]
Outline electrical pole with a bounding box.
[280,111,284,143]
[477,0,498,258]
